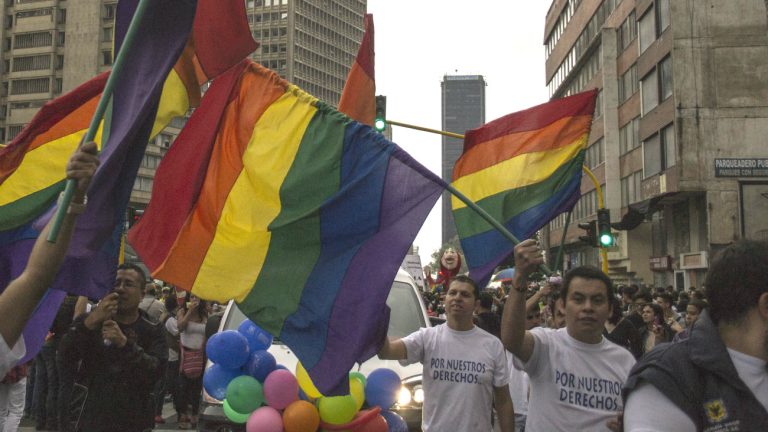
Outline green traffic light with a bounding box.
[374,118,386,132]
[599,233,614,247]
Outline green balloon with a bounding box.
[318,395,357,425]
[223,399,250,424]
[349,371,367,387]
[226,375,264,414]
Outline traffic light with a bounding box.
[597,208,615,247]
[126,207,144,228]
[578,220,597,247]
[374,95,387,132]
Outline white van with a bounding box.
[197,268,429,431]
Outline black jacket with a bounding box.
[60,310,167,432]
[623,311,768,431]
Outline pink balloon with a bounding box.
[246,406,283,432]
[263,369,299,410]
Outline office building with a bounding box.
[542,0,768,288]
[1,0,367,207]
[441,74,486,245]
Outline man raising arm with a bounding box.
[501,239,635,432]
[380,275,514,431]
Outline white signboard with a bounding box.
[401,254,425,290]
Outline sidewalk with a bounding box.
[17,401,181,431]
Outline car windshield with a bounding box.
[223,280,425,340]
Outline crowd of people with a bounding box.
[1,145,767,432]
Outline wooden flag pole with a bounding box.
[48,0,152,243]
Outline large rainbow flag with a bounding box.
[452,90,597,283]
[337,14,375,125]
[0,0,255,362]
[128,60,445,395]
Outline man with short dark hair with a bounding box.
[623,240,768,431]
[654,292,685,330]
[60,263,167,432]
[501,239,635,431]
[139,282,166,322]
[379,275,514,431]
[475,292,501,339]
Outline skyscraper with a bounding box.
[246,0,366,106]
[441,74,485,244]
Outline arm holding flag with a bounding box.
[500,239,544,362]
[0,142,99,363]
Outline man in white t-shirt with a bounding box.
[0,142,99,377]
[623,240,768,431]
[379,275,514,431]
[501,239,635,432]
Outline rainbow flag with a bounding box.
[128,60,445,395]
[0,0,255,363]
[452,90,597,283]
[337,14,375,125]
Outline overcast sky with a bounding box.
[366,1,553,265]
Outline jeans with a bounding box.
[40,342,59,429]
[0,378,27,432]
[56,349,77,431]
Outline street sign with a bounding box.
[714,158,768,177]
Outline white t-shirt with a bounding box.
[514,327,635,432]
[0,335,25,377]
[624,348,768,432]
[401,324,509,432]
[507,350,530,415]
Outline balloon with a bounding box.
[319,407,381,431]
[365,369,401,409]
[206,330,250,369]
[244,350,277,382]
[355,413,388,432]
[203,364,242,401]
[380,410,408,432]
[263,369,299,410]
[238,319,274,352]
[246,406,283,432]
[317,395,357,425]
[295,361,323,399]
[226,375,264,414]
[349,371,367,387]
[282,400,320,432]
[223,399,250,424]
[349,376,365,411]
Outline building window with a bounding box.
[102,50,112,66]
[103,4,115,20]
[102,27,113,42]
[57,31,65,46]
[657,0,670,33]
[142,154,161,169]
[621,171,643,207]
[618,64,638,103]
[13,31,52,49]
[586,138,605,169]
[57,8,66,24]
[12,54,50,72]
[15,8,52,20]
[659,55,673,101]
[620,117,640,155]
[8,125,23,140]
[133,176,154,192]
[641,69,659,115]
[53,78,62,94]
[661,123,675,169]
[11,77,49,95]
[643,133,661,177]
[618,11,637,52]
[638,7,655,53]
[55,54,63,70]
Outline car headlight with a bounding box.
[413,385,424,403]
[397,386,412,405]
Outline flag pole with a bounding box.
[48,0,152,243]
[387,120,465,139]
[445,183,553,276]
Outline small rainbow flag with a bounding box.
[452,90,597,282]
[337,14,375,125]
[129,60,445,395]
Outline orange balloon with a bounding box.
[283,400,320,432]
